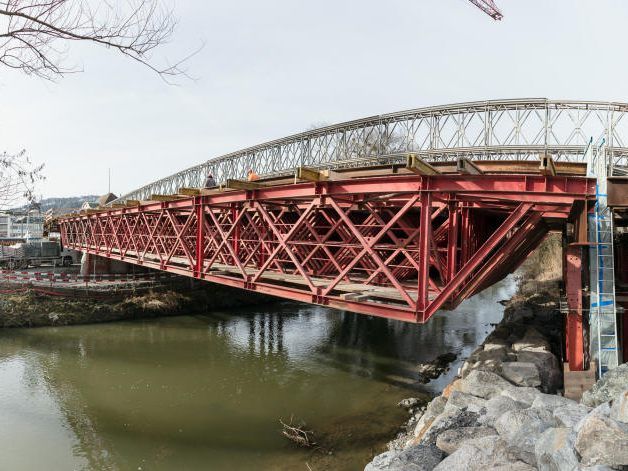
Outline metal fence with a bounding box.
[113,99,628,203]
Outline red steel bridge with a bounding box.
[59,99,628,371]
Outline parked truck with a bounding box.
[0,240,79,269]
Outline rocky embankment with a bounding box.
[366,291,628,470]
[0,282,271,327]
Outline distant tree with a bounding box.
[0,0,194,81]
[307,121,407,162]
[345,126,406,159]
[0,150,44,209]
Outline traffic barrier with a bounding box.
[0,270,173,285]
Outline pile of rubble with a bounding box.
[365,295,628,470]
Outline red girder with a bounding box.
[59,175,594,323]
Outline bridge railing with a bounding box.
[113,98,628,203]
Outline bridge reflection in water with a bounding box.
[0,277,515,470]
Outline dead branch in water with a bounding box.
[279,416,316,448]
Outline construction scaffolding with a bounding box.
[587,140,621,375]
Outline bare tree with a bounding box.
[0,0,194,81]
[0,1,196,207]
[0,150,44,209]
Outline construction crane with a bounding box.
[468,0,503,20]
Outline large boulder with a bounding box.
[460,370,515,399]
[365,450,399,470]
[500,362,541,387]
[534,427,579,471]
[483,337,510,352]
[500,386,542,406]
[610,390,628,424]
[413,396,448,439]
[553,404,592,428]
[531,393,578,411]
[512,327,552,353]
[581,363,628,408]
[578,466,621,471]
[459,348,513,378]
[443,391,488,415]
[442,378,464,398]
[495,408,558,460]
[516,350,562,393]
[487,463,536,471]
[574,404,628,467]
[478,395,528,427]
[433,435,531,471]
[365,445,443,471]
[435,426,496,455]
[418,408,481,448]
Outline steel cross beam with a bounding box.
[113,99,628,204]
[61,174,595,323]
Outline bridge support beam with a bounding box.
[565,204,588,371]
[565,245,585,371]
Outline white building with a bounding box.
[0,210,44,239]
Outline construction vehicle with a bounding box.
[0,240,79,269]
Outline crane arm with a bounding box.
[467,0,503,20]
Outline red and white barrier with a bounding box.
[0,270,172,285]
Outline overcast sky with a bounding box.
[2,0,628,199]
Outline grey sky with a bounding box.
[2,0,628,198]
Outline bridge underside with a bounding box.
[60,174,594,323]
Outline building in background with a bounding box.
[0,209,44,239]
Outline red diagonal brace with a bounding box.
[424,202,532,321]
[416,192,432,315]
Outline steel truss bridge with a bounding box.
[61,174,593,322]
[114,99,627,204]
[59,98,623,371]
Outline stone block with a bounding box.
[460,370,516,399]
[581,363,628,408]
[534,427,579,471]
[500,362,542,387]
[494,408,558,455]
[478,395,528,427]
[610,390,628,424]
[435,426,496,455]
[574,407,628,467]
[500,386,542,406]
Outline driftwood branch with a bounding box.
[279,416,316,448]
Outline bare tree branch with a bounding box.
[0,150,45,210]
[0,0,197,82]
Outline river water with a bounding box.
[0,277,516,471]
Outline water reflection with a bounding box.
[0,276,517,471]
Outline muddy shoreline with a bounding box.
[0,280,272,328]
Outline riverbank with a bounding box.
[0,280,271,327]
[365,285,628,470]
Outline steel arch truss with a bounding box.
[115,99,628,203]
[63,175,595,323]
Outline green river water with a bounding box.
[0,277,516,471]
